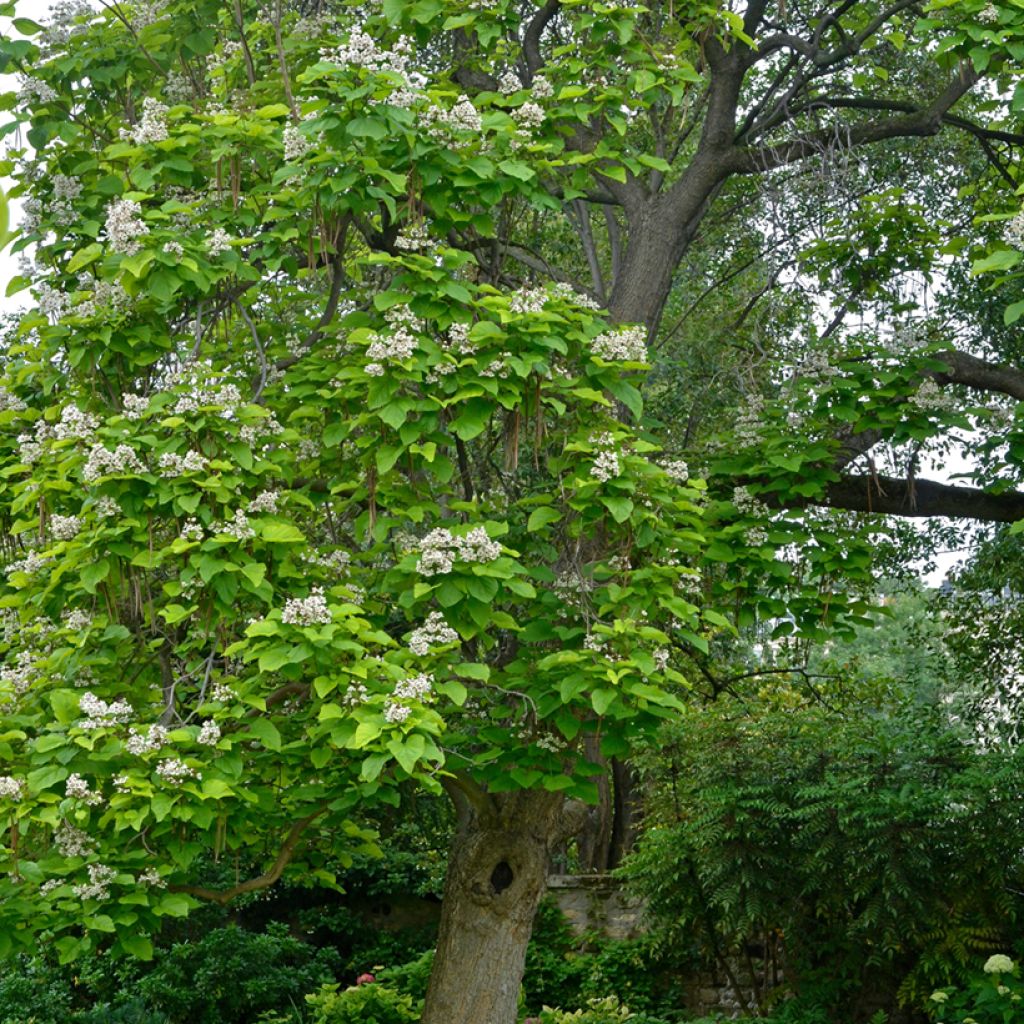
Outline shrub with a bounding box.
[305,981,418,1024]
[136,922,340,1024]
[530,995,671,1023]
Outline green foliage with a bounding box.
[927,955,1024,1024]
[135,923,340,1024]
[531,995,670,1024]
[305,980,418,1024]
[626,695,1024,1017]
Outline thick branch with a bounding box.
[933,349,1024,402]
[170,808,327,905]
[728,66,980,175]
[523,0,560,76]
[804,474,1024,522]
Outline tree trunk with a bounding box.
[421,788,569,1024]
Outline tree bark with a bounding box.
[421,788,568,1024]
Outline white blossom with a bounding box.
[910,378,957,413]
[16,75,57,106]
[83,443,145,481]
[104,199,149,255]
[383,701,411,724]
[589,432,621,483]
[163,240,184,258]
[54,822,94,857]
[129,97,169,145]
[283,124,310,161]
[155,757,199,784]
[218,509,254,541]
[394,673,433,700]
[54,406,100,442]
[513,101,545,131]
[125,723,168,755]
[158,450,209,477]
[662,458,689,482]
[498,70,521,94]
[248,490,281,514]
[197,720,221,745]
[282,587,332,626]
[1007,210,1024,250]
[65,773,103,805]
[591,325,647,362]
[49,514,81,541]
[79,692,133,729]
[122,393,149,420]
[417,526,502,576]
[408,612,458,655]
[73,862,117,900]
[206,228,233,256]
[0,775,25,800]
[531,75,554,99]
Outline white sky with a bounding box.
[0,0,973,587]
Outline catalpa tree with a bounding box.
[1,2,1023,1023]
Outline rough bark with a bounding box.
[421,788,569,1024]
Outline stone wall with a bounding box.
[546,873,647,941]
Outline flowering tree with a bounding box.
[2,2,1024,1023]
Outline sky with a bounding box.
[0,0,970,586]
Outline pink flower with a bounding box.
[356,973,376,986]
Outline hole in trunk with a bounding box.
[490,860,514,894]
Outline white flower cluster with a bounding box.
[910,378,957,413]
[513,100,545,131]
[394,673,433,700]
[1007,210,1024,250]
[365,304,424,374]
[1,650,36,694]
[129,97,169,145]
[73,862,117,901]
[984,954,1015,974]
[83,443,145,481]
[383,701,411,724]
[54,405,100,442]
[197,720,221,745]
[54,822,94,857]
[74,278,132,319]
[797,349,840,381]
[0,386,26,413]
[979,3,999,23]
[653,648,670,672]
[163,239,184,258]
[36,281,71,320]
[509,286,549,314]
[531,75,554,99]
[41,0,94,51]
[423,96,483,140]
[158,450,208,477]
[138,867,165,887]
[662,458,688,482]
[417,526,502,576]
[533,732,564,753]
[248,490,281,514]
[94,496,120,518]
[16,75,57,106]
[499,70,521,93]
[341,682,370,706]
[732,394,765,447]
[121,393,149,420]
[0,775,25,800]
[282,587,332,626]
[125,723,168,755]
[395,223,433,252]
[218,509,254,541]
[6,552,50,579]
[105,199,149,255]
[584,632,608,653]
[66,773,103,805]
[443,323,476,355]
[170,379,242,415]
[283,124,310,161]
[732,485,771,518]
[50,514,81,541]
[591,325,647,362]
[408,612,458,655]
[206,228,233,256]
[156,757,199,784]
[550,281,602,310]
[65,609,92,632]
[79,691,133,729]
[589,432,621,482]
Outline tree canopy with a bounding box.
[1,2,1023,1022]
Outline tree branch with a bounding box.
[801,474,1024,522]
[170,807,328,905]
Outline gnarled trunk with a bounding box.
[421,788,570,1024]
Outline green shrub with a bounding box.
[305,981,418,1024]
[0,952,76,1024]
[530,995,671,1023]
[71,999,171,1024]
[376,949,435,1003]
[136,922,340,1024]
[927,954,1024,1023]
